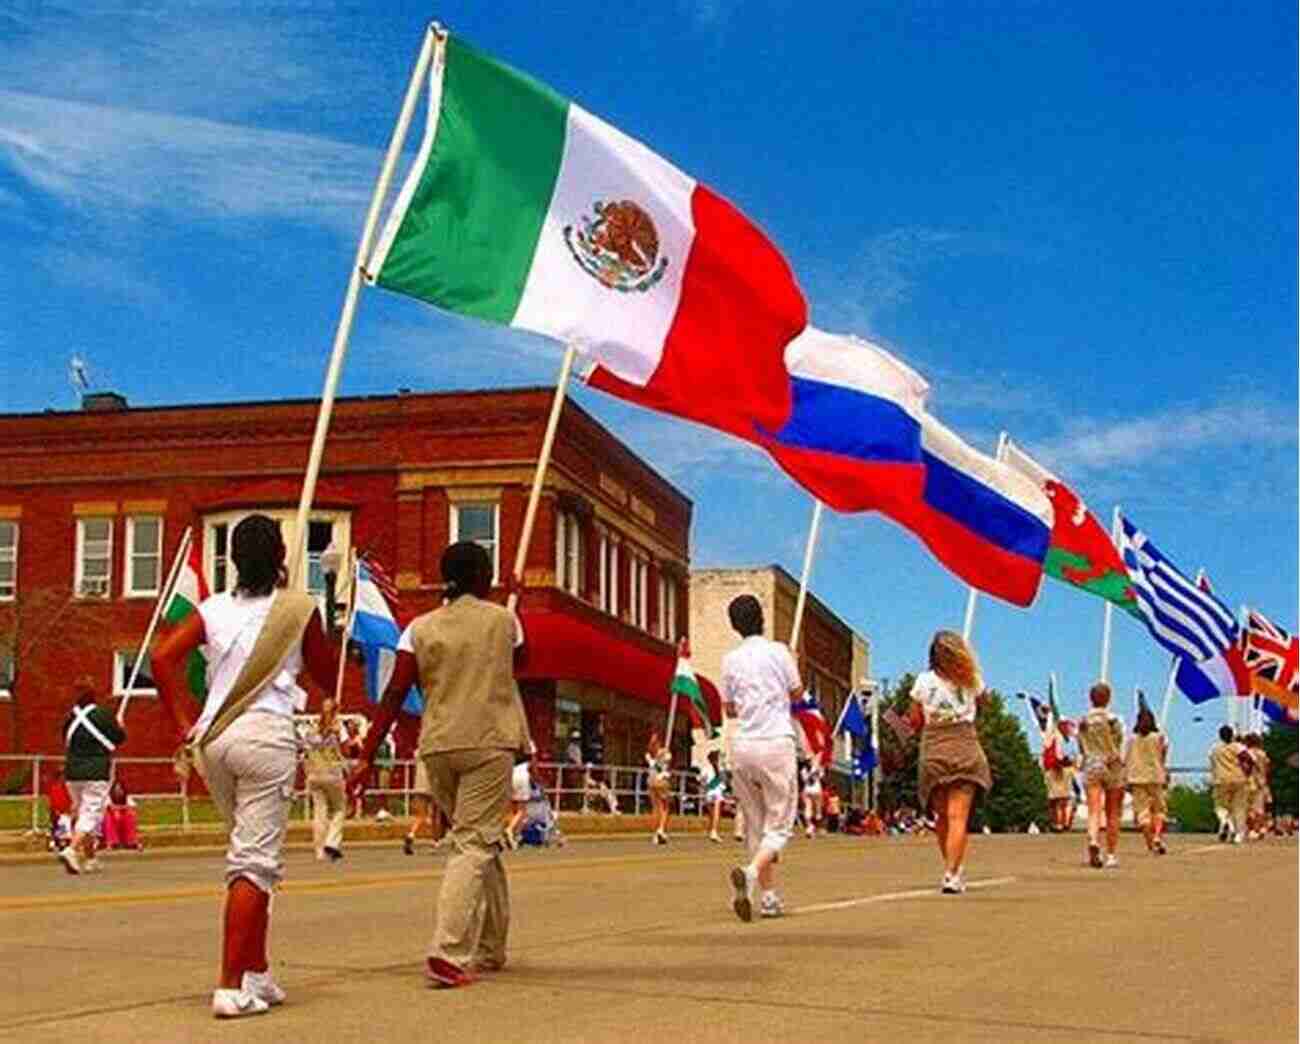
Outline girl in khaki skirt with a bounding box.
[1078,683,1126,868]
[1124,703,1168,856]
[907,631,992,895]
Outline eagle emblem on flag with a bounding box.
[564,199,669,292]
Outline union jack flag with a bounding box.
[1242,608,1299,712]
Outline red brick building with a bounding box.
[0,388,718,781]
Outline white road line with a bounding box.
[1183,843,1235,855]
[792,876,1017,915]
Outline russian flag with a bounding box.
[351,561,423,715]
[882,415,1053,607]
[792,696,833,767]
[757,327,929,512]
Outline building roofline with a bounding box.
[690,562,856,638]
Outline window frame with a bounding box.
[659,574,677,642]
[124,515,164,598]
[0,520,16,601]
[448,501,501,584]
[203,509,352,596]
[628,550,648,630]
[555,510,583,596]
[598,529,620,617]
[75,517,114,600]
[113,648,158,698]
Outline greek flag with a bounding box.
[1117,516,1238,662]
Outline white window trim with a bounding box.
[448,501,501,584]
[75,517,113,600]
[203,509,352,595]
[598,530,620,617]
[628,551,648,630]
[659,575,677,642]
[0,520,16,602]
[124,515,164,598]
[113,649,157,697]
[0,647,13,701]
[555,511,582,596]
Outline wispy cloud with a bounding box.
[0,90,377,237]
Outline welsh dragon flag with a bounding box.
[162,539,209,702]
[366,31,806,441]
[1001,438,1138,616]
[672,655,715,737]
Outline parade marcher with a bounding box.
[702,750,726,843]
[1124,702,1169,856]
[349,541,531,989]
[1244,734,1272,840]
[646,730,672,845]
[302,697,347,862]
[60,682,126,875]
[1078,683,1126,869]
[801,759,823,839]
[505,753,533,849]
[907,631,993,895]
[153,514,338,1019]
[722,594,802,922]
[1038,706,1075,833]
[1209,725,1251,844]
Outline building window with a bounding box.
[450,503,499,582]
[205,510,351,594]
[598,531,619,616]
[210,521,230,593]
[125,516,163,597]
[306,520,334,597]
[555,511,583,596]
[113,649,157,697]
[76,518,113,599]
[629,552,648,630]
[0,648,13,700]
[659,575,677,641]
[0,522,16,600]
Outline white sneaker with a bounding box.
[941,872,961,895]
[242,970,286,1006]
[759,893,785,918]
[730,865,756,922]
[212,988,269,1019]
[952,866,967,893]
[708,832,721,843]
[1232,833,1243,845]
[1103,854,1119,869]
[57,847,82,875]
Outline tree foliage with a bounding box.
[1262,723,1298,815]
[1167,783,1217,833]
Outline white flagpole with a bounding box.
[287,27,439,587]
[1098,505,1121,684]
[331,550,359,708]
[505,345,577,616]
[789,499,824,651]
[1157,656,1179,731]
[118,526,193,725]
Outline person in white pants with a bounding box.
[721,595,803,921]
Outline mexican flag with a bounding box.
[366,31,806,441]
[672,656,714,736]
[1001,438,1139,616]
[162,539,209,702]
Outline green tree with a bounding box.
[1167,783,1217,833]
[1262,723,1298,816]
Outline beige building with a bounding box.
[689,566,870,765]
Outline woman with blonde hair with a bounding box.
[907,630,992,894]
[1078,682,1126,868]
[646,730,672,844]
[302,697,347,862]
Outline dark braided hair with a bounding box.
[441,541,492,601]
[727,594,764,638]
[231,514,287,597]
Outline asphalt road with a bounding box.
[2,832,1295,1043]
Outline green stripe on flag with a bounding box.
[163,592,195,625]
[672,669,712,733]
[375,34,569,323]
[1044,548,1141,618]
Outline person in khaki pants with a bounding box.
[303,698,346,861]
[351,542,529,989]
[1209,725,1250,844]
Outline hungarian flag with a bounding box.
[162,539,209,702]
[367,31,805,441]
[671,655,714,736]
[1000,438,1138,615]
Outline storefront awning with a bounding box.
[517,608,721,722]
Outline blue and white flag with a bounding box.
[838,695,876,777]
[1117,517,1248,701]
[351,560,423,715]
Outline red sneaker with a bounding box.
[425,957,475,989]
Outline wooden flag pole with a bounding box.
[961,433,1009,644]
[505,344,577,616]
[1098,505,1121,684]
[117,526,193,725]
[287,26,439,588]
[789,499,824,651]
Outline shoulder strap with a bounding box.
[198,591,317,750]
[66,705,117,752]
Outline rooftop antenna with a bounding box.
[69,354,90,405]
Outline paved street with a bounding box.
[2,832,1295,1043]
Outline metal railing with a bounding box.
[0,754,711,834]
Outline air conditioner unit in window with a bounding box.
[78,577,109,598]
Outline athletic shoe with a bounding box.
[730,865,755,922]
[82,858,102,874]
[1153,839,1168,856]
[1103,854,1119,870]
[708,832,721,843]
[1218,820,1232,843]
[733,834,743,843]
[425,957,474,989]
[57,847,81,875]
[759,893,785,918]
[1087,842,1103,868]
[403,836,415,856]
[655,831,669,846]
[242,970,286,1006]
[805,826,814,839]
[941,872,961,895]
[1232,833,1243,845]
[324,846,343,862]
[212,988,269,1019]
[952,867,967,893]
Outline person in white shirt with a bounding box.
[721,595,802,922]
[801,762,823,839]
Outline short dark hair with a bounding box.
[727,594,764,637]
[1134,708,1157,735]
[441,541,492,600]
[1089,683,1111,707]
[231,514,286,597]
[1219,724,1235,742]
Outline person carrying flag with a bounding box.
[721,594,802,922]
[59,681,126,875]
[645,731,673,845]
[907,631,992,895]
[1124,701,1169,856]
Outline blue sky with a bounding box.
[2,2,1295,762]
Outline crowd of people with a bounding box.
[41,513,1293,1022]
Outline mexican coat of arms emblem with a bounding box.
[563,199,669,292]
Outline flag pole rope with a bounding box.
[287,27,439,588]
[118,525,193,725]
